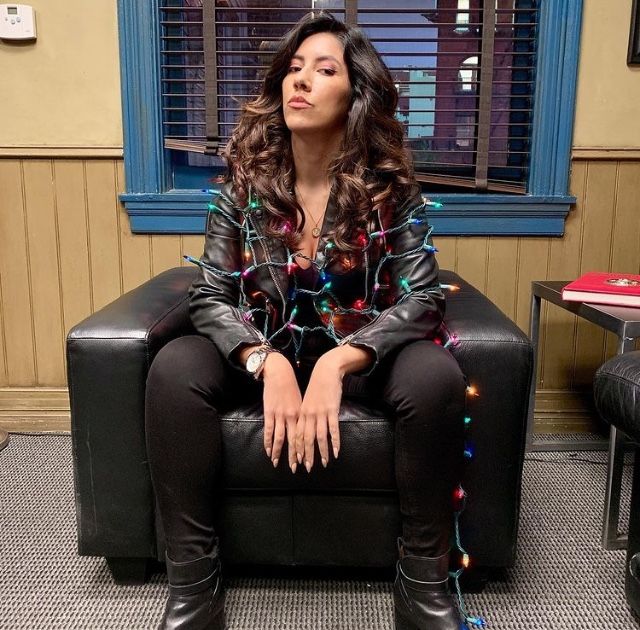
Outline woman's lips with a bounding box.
[288,101,312,109]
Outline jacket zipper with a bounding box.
[250,216,288,316]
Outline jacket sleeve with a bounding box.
[337,189,445,376]
[188,184,269,370]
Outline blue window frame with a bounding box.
[117,0,583,236]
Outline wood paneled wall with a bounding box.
[1,157,639,431]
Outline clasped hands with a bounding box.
[262,349,345,474]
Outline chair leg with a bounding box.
[457,566,492,593]
[106,557,150,584]
[625,447,640,616]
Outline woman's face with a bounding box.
[281,32,352,138]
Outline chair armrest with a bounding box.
[66,267,196,557]
[594,350,640,443]
[440,270,533,566]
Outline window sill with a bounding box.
[120,191,575,236]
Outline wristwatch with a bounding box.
[246,346,274,380]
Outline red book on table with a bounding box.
[561,272,640,308]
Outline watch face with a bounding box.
[246,350,265,373]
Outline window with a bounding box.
[117,0,583,235]
[455,0,471,34]
[455,112,475,149]
[458,56,478,92]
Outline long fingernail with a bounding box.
[322,457,327,468]
[272,458,278,468]
[305,460,311,473]
[291,462,297,474]
[333,447,339,459]
[297,452,303,465]
[266,447,272,458]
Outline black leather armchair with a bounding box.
[594,351,640,615]
[66,267,533,584]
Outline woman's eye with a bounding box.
[288,66,301,72]
[320,68,336,75]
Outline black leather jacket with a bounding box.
[188,181,445,376]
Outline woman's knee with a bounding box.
[383,340,466,414]
[146,335,226,397]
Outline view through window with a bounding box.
[161,0,537,193]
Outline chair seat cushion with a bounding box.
[219,398,397,492]
[594,350,640,442]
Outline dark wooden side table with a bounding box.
[529,280,640,550]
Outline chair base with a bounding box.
[106,557,150,584]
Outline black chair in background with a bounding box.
[594,350,640,616]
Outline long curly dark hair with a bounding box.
[223,11,419,252]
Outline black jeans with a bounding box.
[145,335,466,563]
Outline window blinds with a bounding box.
[160,0,538,193]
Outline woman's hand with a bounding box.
[295,353,344,473]
[262,352,303,473]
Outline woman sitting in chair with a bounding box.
[145,11,475,630]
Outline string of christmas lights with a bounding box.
[187,190,446,364]
[189,188,485,629]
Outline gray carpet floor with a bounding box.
[1,434,640,629]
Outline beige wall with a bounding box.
[0,0,122,149]
[1,2,640,431]
[573,1,640,148]
[1,1,639,151]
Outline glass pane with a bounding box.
[162,0,538,190]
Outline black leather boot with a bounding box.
[393,537,462,630]
[159,540,226,630]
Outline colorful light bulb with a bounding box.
[454,487,466,501]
